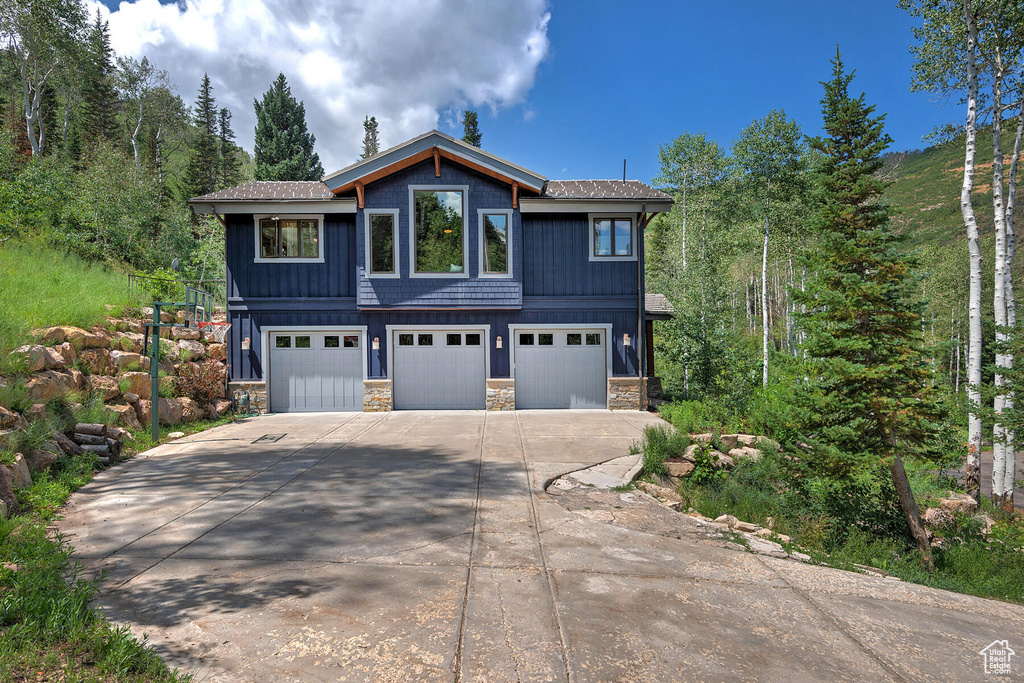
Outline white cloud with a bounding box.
[90,0,550,173]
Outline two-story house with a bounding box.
[189,130,673,413]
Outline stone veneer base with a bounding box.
[228,381,268,414]
[363,379,393,412]
[607,377,648,411]
[486,378,515,411]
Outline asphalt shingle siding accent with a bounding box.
[193,181,335,202]
[542,180,671,201]
[357,159,523,308]
[644,293,675,315]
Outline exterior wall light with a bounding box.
[372,336,380,350]
[623,333,631,347]
[496,335,503,349]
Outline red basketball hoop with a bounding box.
[197,321,231,343]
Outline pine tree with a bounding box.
[253,73,323,181]
[184,74,219,198]
[361,115,380,159]
[219,107,241,188]
[461,110,481,147]
[794,50,942,569]
[80,10,119,145]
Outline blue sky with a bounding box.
[97,0,954,184]
[485,0,956,183]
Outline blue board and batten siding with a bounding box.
[225,157,643,385]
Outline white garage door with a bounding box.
[269,331,364,412]
[514,329,607,409]
[392,330,486,410]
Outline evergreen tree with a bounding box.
[80,9,119,145]
[218,107,241,188]
[461,110,481,147]
[184,73,219,198]
[793,50,942,568]
[361,115,380,159]
[253,73,323,181]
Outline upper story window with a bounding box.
[589,214,636,262]
[409,186,468,277]
[364,209,399,278]
[255,214,324,263]
[478,209,512,277]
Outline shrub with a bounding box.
[175,361,226,405]
[689,442,727,486]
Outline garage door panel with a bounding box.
[515,329,606,409]
[393,331,485,410]
[270,332,363,412]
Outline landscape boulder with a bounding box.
[176,340,206,362]
[25,371,75,403]
[923,507,952,527]
[26,445,61,472]
[86,327,116,349]
[59,341,77,364]
[715,453,734,469]
[178,397,204,422]
[136,398,183,426]
[939,491,978,515]
[665,461,695,477]
[67,368,86,391]
[4,453,32,488]
[207,343,227,361]
[728,446,762,462]
[141,307,175,324]
[25,404,47,421]
[211,398,232,417]
[78,348,114,376]
[116,333,144,353]
[171,326,201,341]
[110,350,147,373]
[714,514,739,528]
[108,404,142,430]
[9,344,59,372]
[119,372,151,397]
[0,406,20,429]
[635,480,682,504]
[0,466,19,516]
[718,434,740,450]
[37,327,66,345]
[87,375,120,401]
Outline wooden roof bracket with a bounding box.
[433,147,441,177]
[355,181,365,209]
[512,182,519,209]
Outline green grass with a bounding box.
[0,414,234,681]
[0,239,136,369]
[674,449,1024,603]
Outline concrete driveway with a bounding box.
[58,411,1024,682]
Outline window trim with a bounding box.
[408,185,470,278]
[253,214,325,263]
[588,213,637,262]
[477,208,513,279]
[363,208,400,279]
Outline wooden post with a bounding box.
[433,148,441,177]
[645,319,655,378]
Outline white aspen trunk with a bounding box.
[963,0,983,501]
[1001,106,1023,510]
[992,60,1008,506]
[131,97,145,170]
[681,179,688,272]
[762,179,771,388]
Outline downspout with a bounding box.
[638,204,646,399]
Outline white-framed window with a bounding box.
[254,214,325,263]
[477,208,512,278]
[588,214,637,262]
[408,185,469,278]
[364,208,400,278]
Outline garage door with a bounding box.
[514,329,607,409]
[269,331,364,412]
[392,330,485,410]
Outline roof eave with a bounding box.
[190,198,358,215]
[519,198,674,214]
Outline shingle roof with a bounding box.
[645,293,675,318]
[191,181,335,202]
[542,180,672,201]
